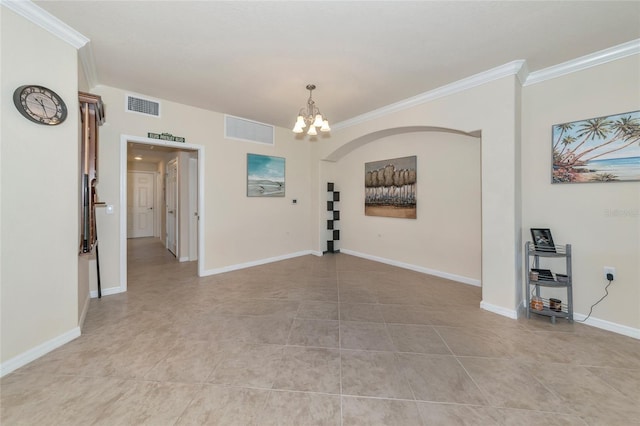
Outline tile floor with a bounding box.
[2,238,639,425]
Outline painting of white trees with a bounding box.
[552,110,640,183]
[365,155,416,218]
[247,153,285,197]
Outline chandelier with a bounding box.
[292,84,331,135]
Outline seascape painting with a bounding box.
[365,155,417,219]
[247,153,285,197]
[552,110,640,183]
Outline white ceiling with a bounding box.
[34,1,640,129]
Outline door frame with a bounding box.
[165,158,179,256]
[188,156,198,261]
[119,135,205,293]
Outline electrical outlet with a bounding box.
[604,266,616,281]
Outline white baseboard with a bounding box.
[311,250,323,257]
[480,301,519,319]
[201,250,314,276]
[79,293,91,330]
[516,297,639,339]
[0,327,81,377]
[179,256,189,262]
[573,313,640,339]
[90,286,126,298]
[339,249,481,287]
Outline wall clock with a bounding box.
[13,85,68,125]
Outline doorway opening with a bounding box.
[120,135,205,292]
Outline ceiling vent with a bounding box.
[225,115,274,145]
[126,94,160,117]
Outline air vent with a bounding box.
[126,94,160,117]
[225,115,274,145]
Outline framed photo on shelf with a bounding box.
[530,228,556,252]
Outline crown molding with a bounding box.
[333,39,640,131]
[524,39,640,86]
[1,0,89,48]
[79,42,99,89]
[333,60,526,131]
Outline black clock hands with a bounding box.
[36,97,50,118]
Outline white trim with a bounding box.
[197,148,206,277]
[0,327,81,377]
[165,158,179,257]
[332,60,526,131]
[339,249,481,287]
[119,137,128,292]
[332,40,640,131]
[179,256,189,262]
[201,250,314,276]
[78,42,99,89]
[1,0,89,48]
[310,250,323,257]
[524,39,640,86]
[120,135,206,290]
[517,298,639,339]
[480,301,519,319]
[78,292,90,329]
[90,286,126,299]
[573,313,640,340]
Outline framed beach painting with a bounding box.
[364,155,417,219]
[552,110,640,183]
[247,153,285,197]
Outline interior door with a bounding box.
[127,171,155,238]
[188,156,198,261]
[166,159,178,256]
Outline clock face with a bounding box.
[13,85,68,125]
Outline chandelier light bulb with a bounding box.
[307,125,318,136]
[313,114,324,127]
[292,124,304,133]
[320,120,331,132]
[295,115,306,127]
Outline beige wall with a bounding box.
[332,131,481,282]
[127,160,159,172]
[323,76,522,317]
[1,9,80,364]
[92,85,314,291]
[522,55,640,331]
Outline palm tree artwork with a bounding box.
[365,156,417,218]
[552,111,640,183]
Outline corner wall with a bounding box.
[522,55,640,334]
[321,74,523,317]
[332,130,481,283]
[1,9,80,370]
